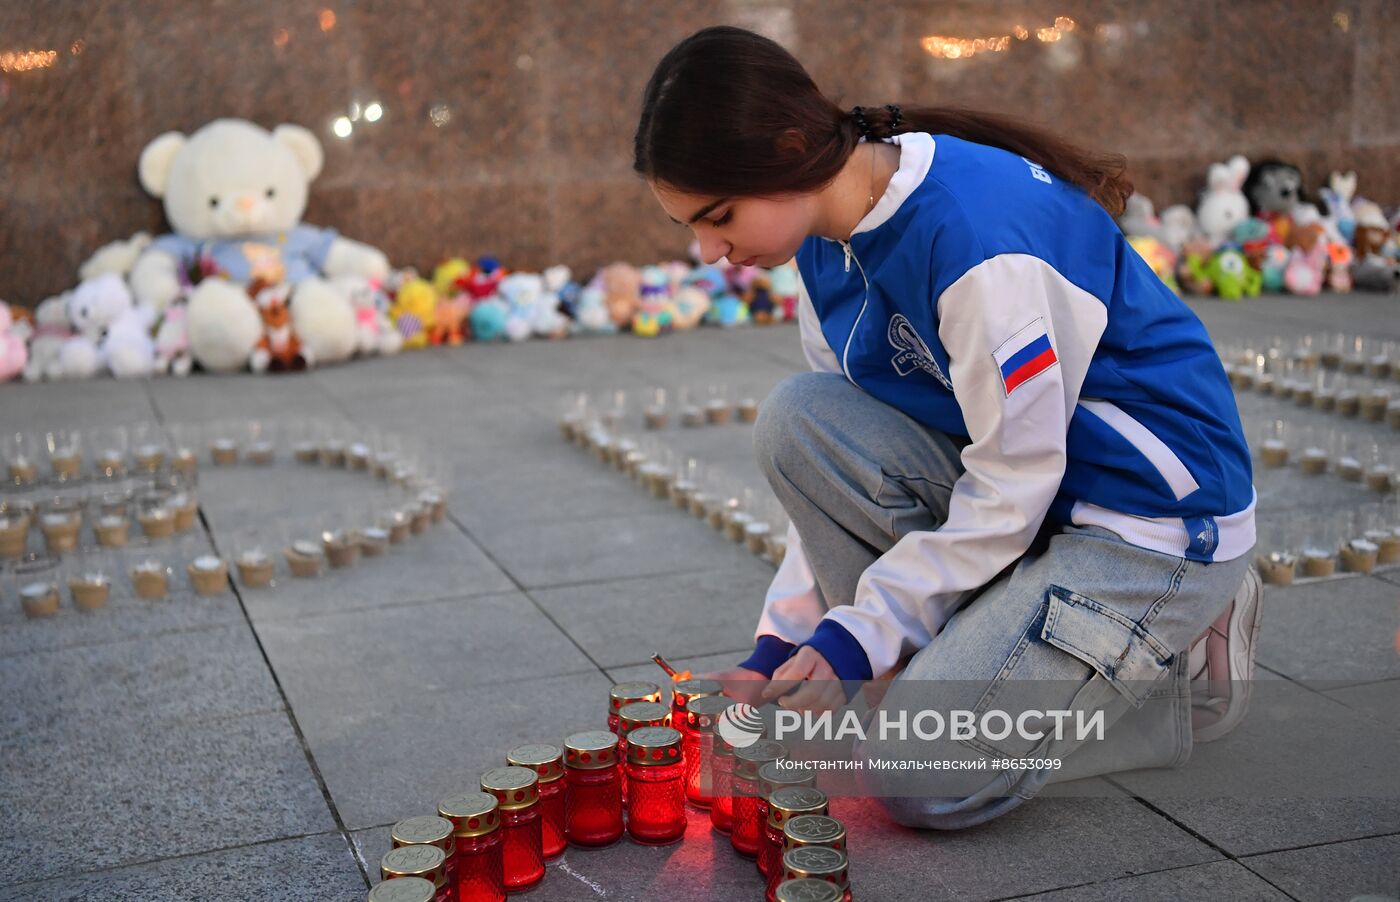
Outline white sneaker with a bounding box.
[1189,566,1263,743]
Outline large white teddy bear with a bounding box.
[128,118,389,372]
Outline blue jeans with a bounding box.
[756,373,1252,829]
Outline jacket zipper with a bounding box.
[837,238,870,385]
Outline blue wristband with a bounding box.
[737,635,797,677]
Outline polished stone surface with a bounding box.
[4,2,1397,305]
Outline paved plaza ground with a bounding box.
[2,292,1398,901]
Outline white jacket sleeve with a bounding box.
[752,268,839,651]
[813,254,1108,680]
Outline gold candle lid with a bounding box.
[367,876,435,902]
[609,680,662,711]
[684,694,735,731]
[379,844,446,881]
[781,846,849,884]
[437,790,500,837]
[774,878,843,902]
[768,786,829,829]
[563,730,620,770]
[625,725,684,767]
[783,814,846,850]
[733,739,788,779]
[760,760,817,800]
[616,701,670,737]
[390,815,454,850]
[671,677,723,709]
[480,765,539,809]
[507,743,564,783]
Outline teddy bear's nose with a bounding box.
[235,195,257,212]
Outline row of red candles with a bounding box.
[368,672,854,902]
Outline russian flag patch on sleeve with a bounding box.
[993,318,1059,396]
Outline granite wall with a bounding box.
[2,0,1396,306]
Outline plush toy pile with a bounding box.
[0,116,800,384]
[1120,156,1400,300]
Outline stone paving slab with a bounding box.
[0,711,335,886]
[1241,833,1400,902]
[1013,860,1291,901]
[1255,575,1400,687]
[528,559,780,668]
[0,621,283,741]
[295,669,614,831]
[1109,679,1400,856]
[1325,678,1400,726]
[0,833,366,902]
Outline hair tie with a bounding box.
[850,105,873,140]
[885,104,903,130]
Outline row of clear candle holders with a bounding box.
[1248,419,1399,491]
[368,680,853,902]
[1219,335,1400,379]
[1225,359,1400,425]
[3,419,451,491]
[565,419,791,565]
[1254,500,1400,585]
[1,468,200,561]
[559,386,766,437]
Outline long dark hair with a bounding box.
[634,26,1132,217]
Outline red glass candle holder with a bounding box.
[391,816,457,899]
[506,743,565,860]
[763,788,828,898]
[682,695,735,808]
[772,877,842,902]
[730,739,788,857]
[625,726,687,845]
[437,791,505,902]
[369,876,436,902]
[782,814,847,855]
[479,766,544,892]
[668,677,722,721]
[563,730,624,847]
[616,701,670,808]
[608,680,662,734]
[756,761,817,877]
[779,846,851,902]
[380,844,451,902]
[709,729,737,834]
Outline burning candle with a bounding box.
[682,695,735,808]
[171,492,199,532]
[1341,538,1380,574]
[784,813,847,854]
[731,740,788,857]
[624,726,687,845]
[380,844,450,902]
[134,443,166,473]
[359,526,391,557]
[320,438,348,468]
[764,788,829,899]
[187,555,228,596]
[246,440,276,466]
[778,846,851,902]
[563,731,624,847]
[20,581,60,619]
[773,878,841,902]
[95,513,130,547]
[235,548,275,588]
[130,559,170,600]
[709,716,739,835]
[96,448,126,477]
[209,437,240,466]
[506,744,566,860]
[67,572,111,612]
[368,876,435,902]
[616,701,671,794]
[436,790,505,902]
[294,440,320,464]
[8,456,37,484]
[737,397,760,423]
[608,681,662,735]
[479,766,544,891]
[0,511,29,559]
[40,511,80,554]
[138,504,175,539]
[349,441,372,471]
[669,677,722,720]
[756,771,819,880]
[285,540,326,578]
[323,529,362,569]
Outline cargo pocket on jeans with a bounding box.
[1040,585,1175,708]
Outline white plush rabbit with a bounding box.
[1197,155,1251,245]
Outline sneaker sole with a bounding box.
[1194,565,1263,743]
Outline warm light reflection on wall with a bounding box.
[922,15,1076,60]
[0,49,58,72]
[320,8,337,32]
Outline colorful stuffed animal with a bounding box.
[0,305,28,382]
[1176,238,1216,295]
[127,119,386,371]
[1127,236,1180,294]
[22,295,72,381]
[61,273,134,379]
[391,277,438,350]
[1197,156,1251,245]
[1243,159,1305,245]
[571,285,615,334]
[79,232,153,282]
[769,262,800,321]
[1198,247,1261,301]
[103,302,158,379]
[1258,244,1290,293]
[1319,171,1357,245]
[599,263,643,330]
[469,296,509,341]
[707,292,750,327]
[153,303,193,376]
[1282,209,1327,296]
[465,257,506,301]
[499,272,547,343]
[249,281,305,372]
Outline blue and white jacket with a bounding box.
[742,132,1256,684]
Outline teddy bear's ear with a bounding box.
[273,123,324,181]
[138,131,188,198]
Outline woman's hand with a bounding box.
[698,667,770,706]
[759,646,846,713]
